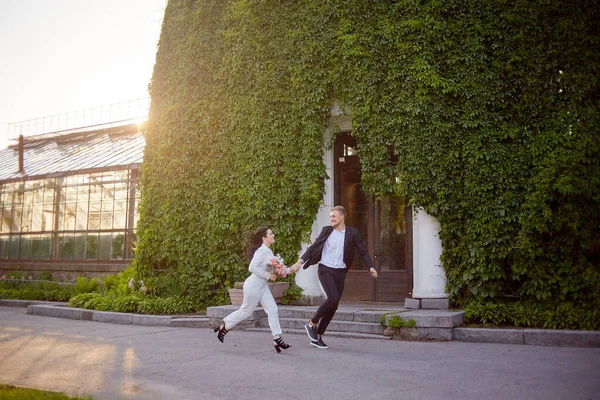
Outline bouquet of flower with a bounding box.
[269,255,287,278]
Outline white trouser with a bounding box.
[223,274,282,337]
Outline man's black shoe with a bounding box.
[310,337,329,349]
[305,323,318,342]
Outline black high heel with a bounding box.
[274,336,291,353]
[214,324,229,343]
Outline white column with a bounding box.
[294,167,331,296]
[412,207,448,299]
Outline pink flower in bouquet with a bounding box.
[269,257,287,278]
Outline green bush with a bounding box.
[37,271,54,281]
[5,271,31,280]
[103,274,119,293]
[69,292,198,315]
[137,296,195,315]
[404,319,417,328]
[387,315,405,328]
[0,281,74,302]
[280,282,303,305]
[73,277,99,294]
[463,300,600,330]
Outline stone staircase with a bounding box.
[207,304,467,341]
[207,305,394,340]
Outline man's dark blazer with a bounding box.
[301,225,375,270]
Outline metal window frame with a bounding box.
[0,165,139,262]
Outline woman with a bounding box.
[214,227,299,353]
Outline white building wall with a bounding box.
[293,144,332,296]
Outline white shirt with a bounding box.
[320,228,346,269]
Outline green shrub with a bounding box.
[463,301,510,326]
[380,314,387,326]
[137,296,195,315]
[69,293,100,309]
[0,281,74,302]
[37,271,54,281]
[5,271,31,280]
[69,292,199,315]
[404,319,417,328]
[73,277,99,294]
[280,283,303,305]
[387,315,405,328]
[510,302,544,327]
[463,300,600,330]
[103,274,119,293]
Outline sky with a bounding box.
[0,0,167,150]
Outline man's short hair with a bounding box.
[331,205,346,217]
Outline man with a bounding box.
[291,205,377,349]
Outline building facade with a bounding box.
[1,103,447,304]
[295,107,448,304]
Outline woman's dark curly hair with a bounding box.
[245,226,270,261]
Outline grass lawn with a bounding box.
[0,384,92,399]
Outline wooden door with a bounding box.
[334,133,412,302]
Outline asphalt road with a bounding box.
[1,306,599,400]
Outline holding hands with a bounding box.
[289,261,302,273]
[290,259,303,273]
[288,259,377,278]
[269,255,301,281]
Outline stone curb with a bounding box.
[453,328,524,345]
[524,329,600,348]
[5,300,599,347]
[134,314,173,326]
[454,327,600,348]
[170,317,211,328]
[92,310,134,325]
[23,304,213,328]
[27,304,93,321]
[0,299,69,307]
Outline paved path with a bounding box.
[1,306,599,400]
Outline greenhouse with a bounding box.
[0,120,143,277]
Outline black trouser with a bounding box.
[311,264,347,336]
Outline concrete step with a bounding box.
[208,305,399,324]
[247,327,391,340]
[262,317,385,335]
[277,308,392,323]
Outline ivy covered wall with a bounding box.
[135,0,599,326]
